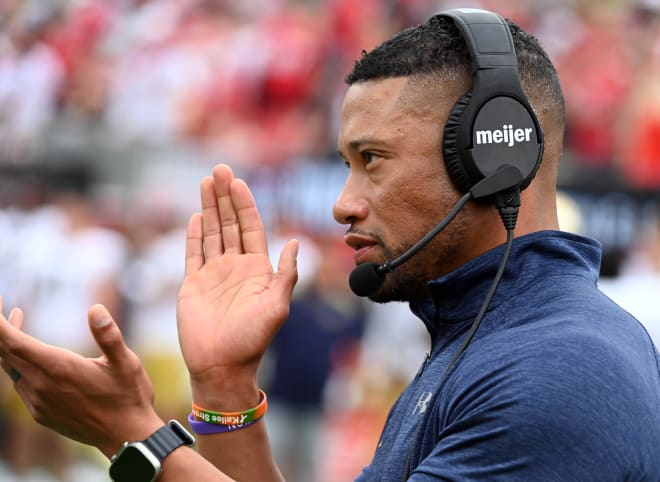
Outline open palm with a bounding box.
[176,165,298,381]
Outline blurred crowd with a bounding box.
[0,0,659,481]
[0,0,658,182]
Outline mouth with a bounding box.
[344,233,380,264]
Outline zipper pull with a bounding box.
[416,351,431,378]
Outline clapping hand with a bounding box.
[0,300,163,457]
[177,164,299,400]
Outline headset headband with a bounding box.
[441,9,518,71]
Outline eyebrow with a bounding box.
[337,136,386,160]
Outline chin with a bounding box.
[368,273,431,303]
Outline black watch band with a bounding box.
[143,420,196,461]
[109,420,196,482]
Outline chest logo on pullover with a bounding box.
[412,392,433,415]
[475,124,534,147]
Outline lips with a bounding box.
[344,233,379,264]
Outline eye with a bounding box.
[361,151,377,164]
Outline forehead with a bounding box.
[338,77,447,150]
[341,77,409,118]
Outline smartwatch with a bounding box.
[109,420,196,482]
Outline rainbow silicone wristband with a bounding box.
[191,389,268,426]
[187,413,257,435]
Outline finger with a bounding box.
[231,179,268,254]
[185,213,204,274]
[270,239,300,308]
[8,308,24,331]
[1,311,26,383]
[0,303,24,366]
[200,176,223,258]
[87,305,132,368]
[213,164,243,254]
[0,315,58,378]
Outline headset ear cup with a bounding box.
[443,92,473,193]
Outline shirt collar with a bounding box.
[409,230,602,338]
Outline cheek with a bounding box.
[391,167,451,213]
[378,175,449,247]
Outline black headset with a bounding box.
[440,8,544,195]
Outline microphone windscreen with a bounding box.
[349,262,385,297]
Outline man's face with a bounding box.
[334,77,469,302]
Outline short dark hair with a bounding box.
[345,14,565,124]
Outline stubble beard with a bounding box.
[368,218,468,304]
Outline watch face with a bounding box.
[110,444,160,482]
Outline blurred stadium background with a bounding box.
[0,0,659,481]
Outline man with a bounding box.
[1,8,659,482]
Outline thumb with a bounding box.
[272,238,299,301]
[88,304,130,366]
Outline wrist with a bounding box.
[101,413,165,459]
[189,367,260,410]
[189,389,268,435]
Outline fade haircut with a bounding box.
[345,14,565,126]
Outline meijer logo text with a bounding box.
[475,125,533,147]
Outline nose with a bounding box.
[333,176,368,226]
